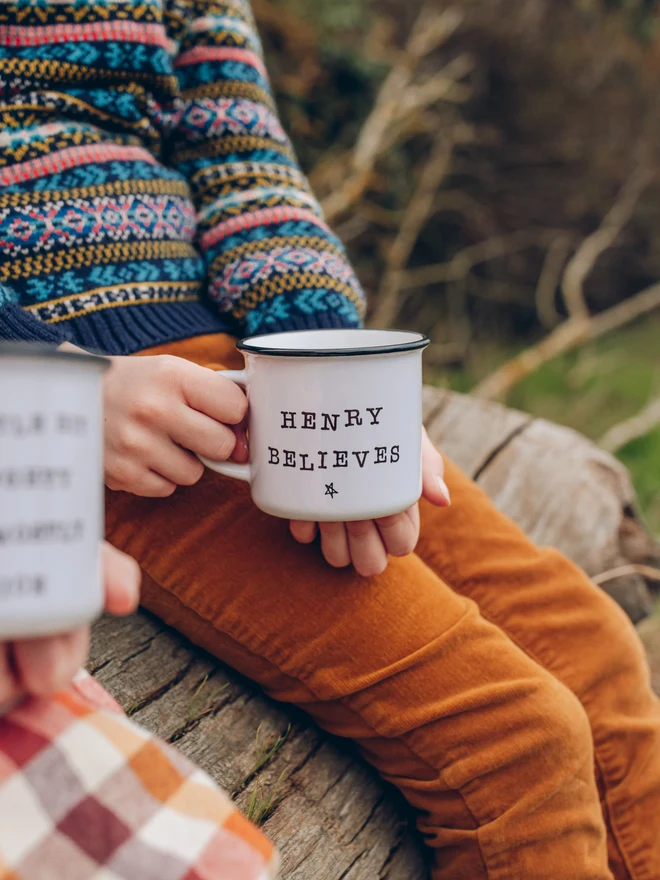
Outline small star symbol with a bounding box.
[325,483,338,499]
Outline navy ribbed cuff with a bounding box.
[0,304,69,346]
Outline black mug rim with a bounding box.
[237,329,430,359]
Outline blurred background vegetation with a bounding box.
[254,0,660,534]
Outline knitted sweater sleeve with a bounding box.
[166,0,366,337]
[0,299,68,346]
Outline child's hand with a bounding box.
[103,354,248,497]
[0,543,140,707]
[290,430,450,577]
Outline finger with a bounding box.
[129,470,177,498]
[102,542,141,615]
[106,460,177,497]
[168,406,239,462]
[346,520,388,578]
[406,501,421,535]
[148,437,205,486]
[179,364,248,426]
[290,520,318,544]
[319,522,351,569]
[421,430,451,507]
[14,628,90,697]
[0,643,20,707]
[231,415,249,463]
[376,509,419,558]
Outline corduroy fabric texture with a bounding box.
[0,0,366,353]
[105,333,660,880]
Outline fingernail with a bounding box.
[437,477,451,506]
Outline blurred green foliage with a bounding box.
[281,0,371,32]
[440,317,660,533]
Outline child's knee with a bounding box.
[465,678,605,878]
[440,668,594,814]
[469,673,595,821]
[538,675,593,771]
[416,675,600,873]
[470,676,596,849]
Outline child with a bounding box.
[1,0,658,875]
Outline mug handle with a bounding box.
[196,369,252,484]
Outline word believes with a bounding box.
[269,407,399,473]
[269,446,400,471]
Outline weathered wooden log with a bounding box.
[423,387,660,623]
[91,387,659,880]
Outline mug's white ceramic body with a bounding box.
[0,345,107,639]
[200,329,429,522]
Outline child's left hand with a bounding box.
[290,430,450,577]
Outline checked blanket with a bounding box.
[0,672,278,880]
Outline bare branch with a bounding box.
[322,170,373,226]
[332,213,371,243]
[593,564,660,586]
[591,280,660,335]
[356,202,402,229]
[405,5,463,60]
[561,167,653,320]
[432,189,493,229]
[535,234,573,329]
[400,55,476,114]
[321,4,464,224]
[369,134,455,328]
[600,397,660,453]
[399,229,563,290]
[473,281,660,400]
[473,319,591,400]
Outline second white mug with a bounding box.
[0,344,107,639]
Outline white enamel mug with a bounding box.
[0,344,108,639]
[199,329,430,522]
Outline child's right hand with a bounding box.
[102,354,248,497]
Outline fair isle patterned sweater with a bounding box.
[0,0,366,354]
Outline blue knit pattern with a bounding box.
[0,0,366,353]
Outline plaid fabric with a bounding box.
[0,672,279,880]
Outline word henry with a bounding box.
[268,407,400,472]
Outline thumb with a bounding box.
[102,542,141,616]
[421,430,451,508]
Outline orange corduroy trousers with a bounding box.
[105,334,660,880]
